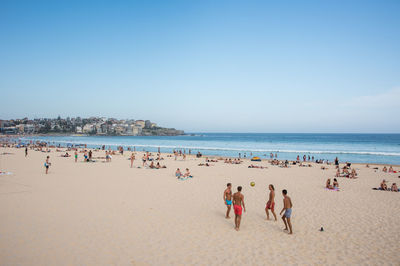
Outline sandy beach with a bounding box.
[0,147,399,265]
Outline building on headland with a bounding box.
[135,120,145,128]
[0,117,183,136]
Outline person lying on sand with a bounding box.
[156,162,166,169]
[198,163,211,167]
[248,164,267,169]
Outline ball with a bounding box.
[250,182,255,187]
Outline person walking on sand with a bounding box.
[44,156,51,174]
[233,186,246,231]
[280,189,293,234]
[25,147,28,157]
[266,184,277,221]
[74,151,78,162]
[223,183,233,219]
[130,153,135,168]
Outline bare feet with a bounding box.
[225,216,231,219]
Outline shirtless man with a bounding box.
[265,184,277,221]
[280,189,293,234]
[223,183,233,219]
[233,186,246,231]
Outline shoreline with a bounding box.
[2,143,400,167]
[3,135,400,166]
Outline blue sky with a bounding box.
[1,0,399,133]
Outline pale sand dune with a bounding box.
[0,147,399,265]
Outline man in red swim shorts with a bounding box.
[233,186,246,231]
[265,184,277,221]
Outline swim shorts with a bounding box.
[284,208,292,218]
[234,205,242,215]
[266,201,275,211]
[226,200,232,206]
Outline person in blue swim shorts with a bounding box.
[280,189,293,234]
[223,183,233,219]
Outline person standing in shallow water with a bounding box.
[233,186,246,231]
[223,183,233,219]
[280,189,293,234]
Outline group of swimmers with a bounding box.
[223,183,293,234]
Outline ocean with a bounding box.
[18,133,400,165]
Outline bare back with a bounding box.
[283,196,292,209]
[233,192,243,206]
